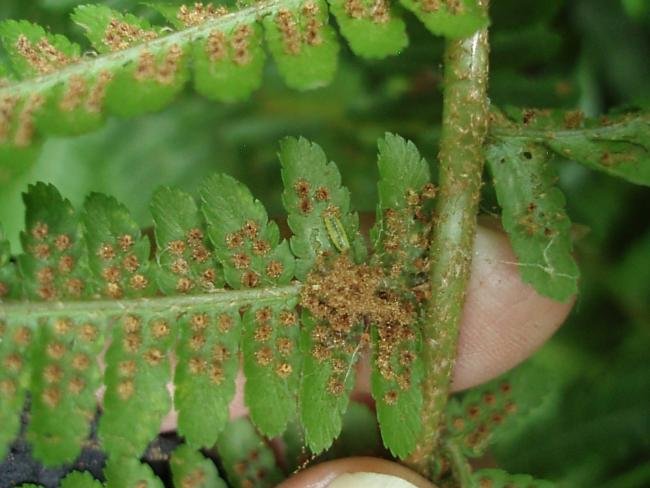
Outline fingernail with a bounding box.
[328,472,418,488]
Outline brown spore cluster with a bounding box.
[97,232,149,298]
[0,321,32,400]
[116,314,172,400]
[37,317,100,409]
[206,30,227,61]
[134,44,183,84]
[275,2,324,56]
[231,25,253,66]
[15,35,77,75]
[232,448,271,488]
[184,311,234,385]
[14,94,44,147]
[378,183,435,300]
[420,0,442,13]
[26,220,87,300]
[302,2,324,46]
[177,2,228,27]
[250,305,298,380]
[224,220,281,288]
[85,71,114,113]
[58,75,87,112]
[206,24,253,65]
[165,226,218,293]
[419,0,464,14]
[301,253,419,401]
[344,0,391,24]
[448,380,518,452]
[103,19,158,51]
[0,96,18,144]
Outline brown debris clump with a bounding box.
[301,253,420,400]
[301,254,414,335]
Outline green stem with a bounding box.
[445,440,474,488]
[407,2,491,476]
[0,284,300,319]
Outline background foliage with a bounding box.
[0,0,648,486]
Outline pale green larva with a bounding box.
[323,214,350,252]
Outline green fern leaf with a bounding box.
[60,471,104,488]
[364,134,432,458]
[216,418,285,488]
[0,20,81,78]
[171,445,227,488]
[263,0,339,90]
[174,306,241,448]
[83,193,155,299]
[0,317,35,459]
[496,109,650,187]
[200,173,295,289]
[371,321,423,459]
[298,309,363,453]
[487,141,579,302]
[192,20,266,103]
[472,468,555,487]
[18,183,92,301]
[150,186,223,295]
[27,315,104,465]
[445,366,548,458]
[71,5,160,54]
[104,457,164,488]
[279,136,366,280]
[99,313,175,458]
[398,0,489,39]
[328,0,408,58]
[243,299,301,437]
[35,71,110,137]
[152,4,266,102]
[72,5,188,117]
[371,133,434,290]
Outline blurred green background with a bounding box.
[0,1,648,486]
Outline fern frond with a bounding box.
[175,305,241,448]
[0,134,568,486]
[0,0,488,167]
[170,445,228,488]
[216,418,285,488]
[369,134,433,458]
[486,139,579,302]
[493,109,650,187]
[243,298,301,437]
[0,167,303,463]
[444,366,548,458]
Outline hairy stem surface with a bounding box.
[407,1,490,476]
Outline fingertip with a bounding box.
[452,225,574,391]
[277,457,435,488]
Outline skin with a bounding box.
[98,223,574,486]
